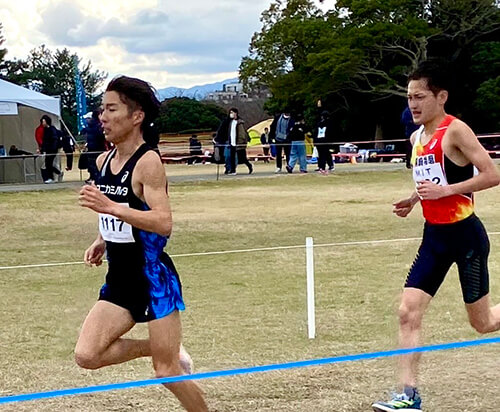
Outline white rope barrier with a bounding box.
[1,233,499,271]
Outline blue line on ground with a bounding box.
[1,336,499,404]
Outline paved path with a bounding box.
[0,163,407,193]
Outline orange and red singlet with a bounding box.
[411,115,475,224]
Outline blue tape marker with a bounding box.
[1,336,499,404]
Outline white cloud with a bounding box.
[0,0,328,89]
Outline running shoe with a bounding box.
[179,345,194,375]
[372,391,422,411]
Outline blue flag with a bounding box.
[73,57,87,133]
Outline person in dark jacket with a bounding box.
[286,115,308,173]
[215,108,253,175]
[82,110,106,182]
[313,110,335,175]
[60,128,75,171]
[214,115,232,173]
[401,106,419,169]
[40,115,62,183]
[269,112,294,173]
[260,127,270,162]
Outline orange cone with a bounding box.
[350,155,357,164]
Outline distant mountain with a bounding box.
[157,77,239,101]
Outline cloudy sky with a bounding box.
[0,0,328,90]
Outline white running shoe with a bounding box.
[275,168,281,173]
[44,179,54,184]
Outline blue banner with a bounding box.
[73,57,87,133]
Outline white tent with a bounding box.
[0,79,61,183]
[0,79,61,116]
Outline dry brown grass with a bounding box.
[0,167,499,411]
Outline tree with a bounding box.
[156,98,227,134]
[241,0,500,139]
[1,45,107,134]
[471,41,500,131]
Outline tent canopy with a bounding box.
[0,79,61,183]
[0,79,60,116]
[248,118,273,136]
[247,118,273,147]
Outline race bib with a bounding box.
[413,162,447,186]
[98,204,134,243]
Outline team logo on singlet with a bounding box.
[97,184,129,196]
[415,154,436,167]
[121,171,129,183]
[429,139,437,150]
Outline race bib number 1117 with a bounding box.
[98,204,134,243]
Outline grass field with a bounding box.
[1,165,499,411]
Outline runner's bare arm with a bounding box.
[417,121,500,200]
[81,151,172,236]
[447,120,500,193]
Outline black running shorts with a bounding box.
[405,214,490,304]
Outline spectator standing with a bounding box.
[214,112,234,174]
[286,115,308,173]
[83,110,106,183]
[60,128,75,171]
[269,112,294,173]
[260,127,270,163]
[401,105,419,169]
[35,118,44,152]
[215,108,252,175]
[229,108,252,175]
[313,110,335,175]
[40,115,62,183]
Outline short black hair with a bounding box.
[229,107,239,114]
[106,76,160,131]
[408,59,452,95]
[41,115,52,126]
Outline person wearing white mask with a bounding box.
[227,107,253,175]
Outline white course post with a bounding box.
[306,237,316,339]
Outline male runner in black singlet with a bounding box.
[372,60,500,411]
[76,76,208,412]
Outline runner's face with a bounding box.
[100,91,142,143]
[407,79,446,125]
